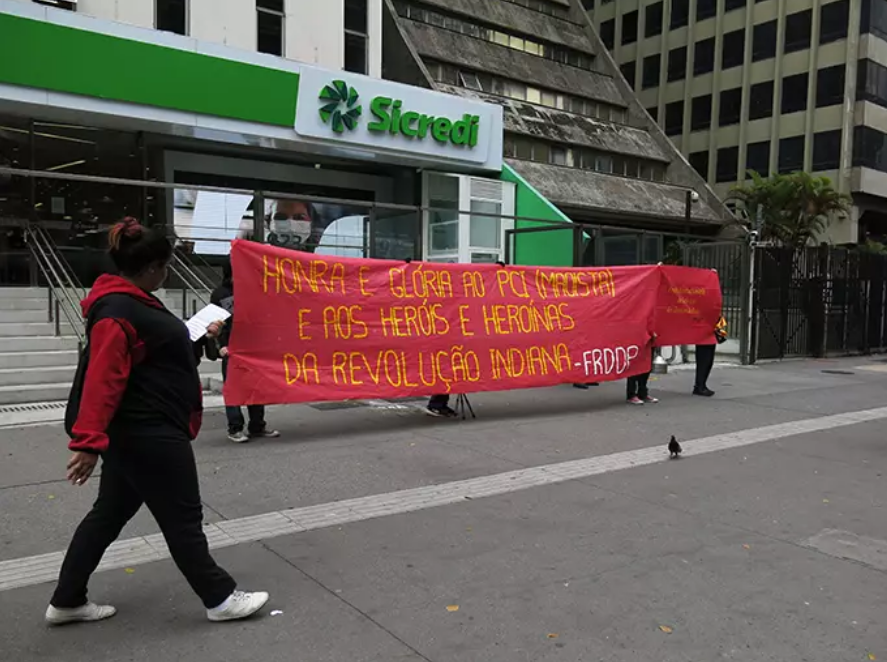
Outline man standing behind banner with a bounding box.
[212,260,280,443]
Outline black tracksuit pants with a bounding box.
[51,434,235,610]
[695,343,716,390]
[626,371,650,400]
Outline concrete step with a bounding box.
[0,322,77,337]
[0,298,50,311]
[0,383,71,405]
[0,310,53,324]
[2,336,81,352]
[0,350,79,369]
[0,287,46,299]
[0,365,76,387]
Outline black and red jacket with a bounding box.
[69,275,204,454]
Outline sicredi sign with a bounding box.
[294,68,502,170]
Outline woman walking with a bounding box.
[47,218,268,625]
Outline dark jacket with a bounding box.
[69,275,204,454]
[210,282,234,349]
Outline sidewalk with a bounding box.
[1,356,886,661]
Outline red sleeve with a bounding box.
[70,318,133,454]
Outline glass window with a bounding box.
[694,37,715,75]
[642,54,661,88]
[344,0,367,34]
[749,80,774,120]
[696,0,716,21]
[817,65,845,107]
[550,146,568,166]
[647,105,659,122]
[721,29,745,70]
[527,87,542,104]
[753,20,777,61]
[778,135,805,173]
[725,0,746,10]
[781,72,809,114]
[862,0,887,41]
[664,100,684,135]
[689,150,710,178]
[668,46,687,82]
[156,0,187,35]
[784,9,813,54]
[257,0,284,56]
[620,61,636,88]
[596,154,614,173]
[344,32,367,73]
[820,0,849,43]
[857,58,887,109]
[853,126,887,172]
[469,200,502,249]
[600,18,616,49]
[427,174,459,254]
[645,2,664,38]
[720,88,742,126]
[671,0,690,29]
[745,140,770,177]
[812,130,842,171]
[691,94,712,131]
[622,10,639,44]
[716,146,739,182]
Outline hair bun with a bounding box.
[109,217,144,250]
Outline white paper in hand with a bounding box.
[186,303,232,342]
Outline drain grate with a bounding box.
[309,401,367,411]
[0,401,66,415]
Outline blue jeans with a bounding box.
[221,359,266,434]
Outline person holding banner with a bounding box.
[626,336,659,405]
[427,394,457,418]
[49,218,268,625]
[212,260,280,443]
[694,315,727,397]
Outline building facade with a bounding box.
[381,0,732,266]
[586,0,887,244]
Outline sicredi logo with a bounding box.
[317,81,480,148]
[318,80,362,133]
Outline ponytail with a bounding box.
[107,217,172,277]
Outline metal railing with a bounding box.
[24,224,86,344]
[167,245,215,319]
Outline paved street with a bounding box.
[1,357,886,661]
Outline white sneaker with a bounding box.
[227,431,249,443]
[45,602,117,626]
[206,590,269,622]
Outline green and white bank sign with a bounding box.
[295,68,502,169]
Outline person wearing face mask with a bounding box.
[266,199,322,252]
[48,218,269,625]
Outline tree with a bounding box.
[727,171,852,248]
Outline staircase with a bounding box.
[0,287,80,405]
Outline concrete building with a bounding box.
[381,0,732,265]
[584,0,887,245]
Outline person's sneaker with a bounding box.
[249,429,280,439]
[207,590,270,623]
[227,430,250,443]
[573,383,600,390]
[693,388,715,397]
[426,406,457,418]
[45,602,117,626]
[643,396,660,404]
[627,396,644,405]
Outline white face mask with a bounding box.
[271,218,312,247]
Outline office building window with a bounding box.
[697,0,716,21]
[854,126,887,172]
[647,106,659,121]
[668,46,687,82]
[620,61,636,88]
[817,65,845,107]
[746,140,770,176]
[257,0,284,56]
[643,54,661,89]
[749,80,774,120]
[862,0,887,41]
[694,37,715,75]
[601,18,616,49]
[689,151,710,178]
[778,135,804,173]
[156,0,187,35]
[646,2,664,38]
[722,29,745,70]
[858,58,887,109]
[812,130,842,171]
[781,72,809,114]
[665,100,684,135]
[691,94,712,131]
[820,1,849,44]
[716,146,739,182]
[784,9,813,54]
[623,10,639,44]
[344,0,369,73]
[671,0,690,29]
[725,0,746,10]
[753,20,777,61]
[720,88,742,126]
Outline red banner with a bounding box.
[225,241,722,405]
